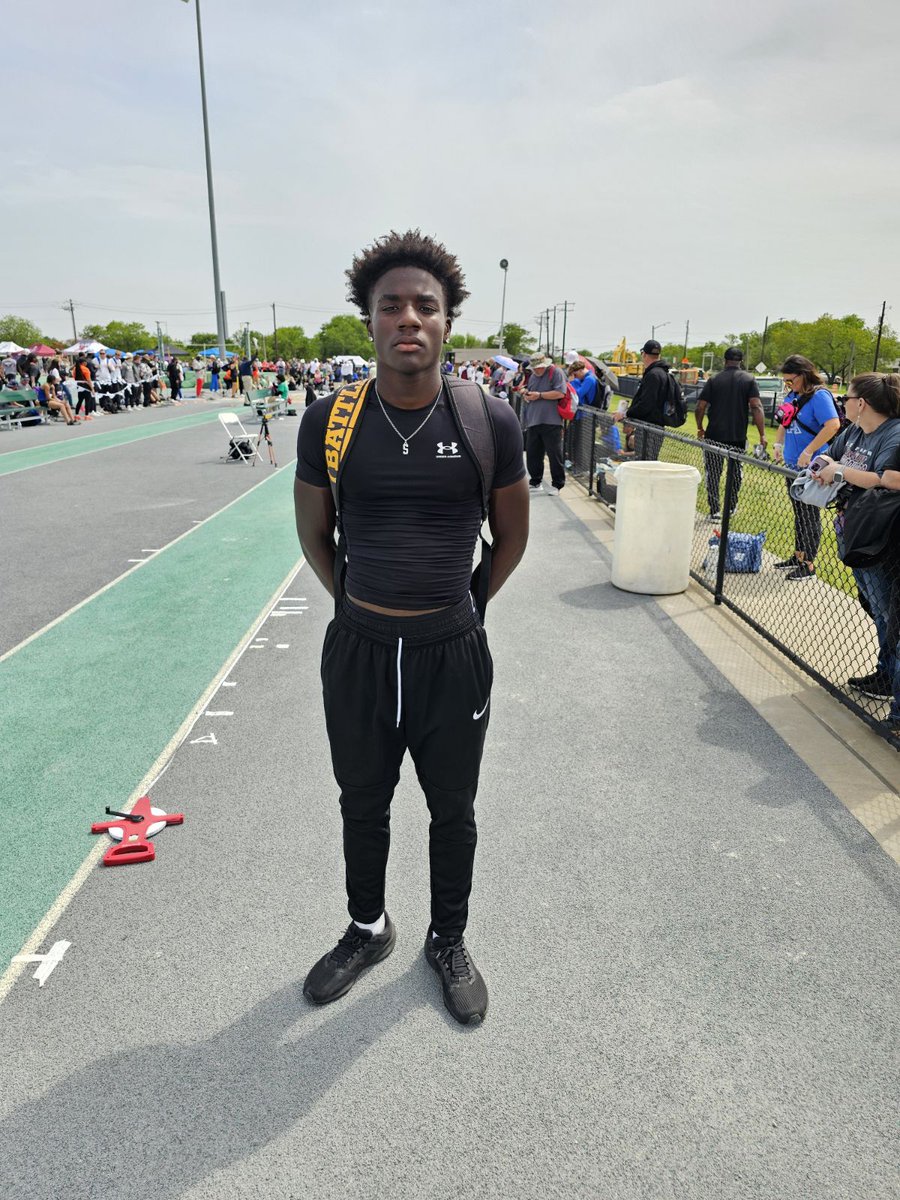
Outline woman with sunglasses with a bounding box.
[773,355,842,579]
[813,373,900,722]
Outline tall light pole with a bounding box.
[182,0,226,359]
[498,259,509,351]
[651,320,670,342]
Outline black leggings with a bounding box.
[786,476,822,561]
[320,595,493,939]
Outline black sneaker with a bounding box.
[786,563,815,581]
[424,928,488,1025]
[847,672,893,699]
[774,555,801,569]
[303,915,396,1005]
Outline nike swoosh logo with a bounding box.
[472,700,490,720]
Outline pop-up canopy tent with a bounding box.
[0,341,27,355]
[29,343,58,357]
[62,339,108,355]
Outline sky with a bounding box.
[4,0,899,353]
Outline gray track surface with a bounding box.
[0,404,300,654]
[1,489,897,1199]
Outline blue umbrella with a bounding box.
[492,354,516,370]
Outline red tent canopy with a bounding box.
[29,343,58,357]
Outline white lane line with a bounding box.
[0,557,306,1007]
[0,458,298,665]
[275,607,308,612]
[280,597,306,601]
[204,711,233,717]
[276,644,290,649]
[141,549,162,553]
[0,410,233,477]
[221,681,236,687]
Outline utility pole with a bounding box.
[759,315,769,365]
[551,306,558,358]
[498,259,509,352]
[557,301,574,359]
[63,299,78,341]
[682,319,690,364]
[220,291,229,350]
[156,321,165,362]
[651,320,670,343]
[272,302,278,355]
[873,299,887,370]
[535,313,544,354]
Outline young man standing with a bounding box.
[294,230,529,1024]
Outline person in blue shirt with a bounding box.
[569,361,599,418]
[773,354,842,580]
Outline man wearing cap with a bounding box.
[695,347,767,520]
[522,354,568,495]
[624,339,675,460]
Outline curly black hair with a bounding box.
[346,229,469,320]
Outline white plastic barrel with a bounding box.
[611,461,701,594]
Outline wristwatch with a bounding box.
[833,467,845,485]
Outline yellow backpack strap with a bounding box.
[325,378,371,499]
[325,379,371,616]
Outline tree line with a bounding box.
[1,310,896,379]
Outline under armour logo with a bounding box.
[436,441,460,457]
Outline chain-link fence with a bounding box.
[558,406,900,751]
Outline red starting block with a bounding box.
[91,795,184,866]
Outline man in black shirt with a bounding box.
[625,339,673,460]
[695,347,767,519]
[294,231,529,1024]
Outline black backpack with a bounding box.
[662,372,687,426]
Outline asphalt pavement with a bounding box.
[0,416,897,1199]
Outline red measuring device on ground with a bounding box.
[91,795,184,866]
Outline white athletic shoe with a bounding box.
[548,486,561,496]
[528,482,544,495]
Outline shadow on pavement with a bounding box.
[0,966,424,1200]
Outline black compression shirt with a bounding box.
[296,385,525,609]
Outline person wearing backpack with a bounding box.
[773,354,842,580]
[625,339,678,460]
[695,347,768,520]
[294,230,529,1025]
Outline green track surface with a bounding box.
[0,464,302,970]
[0,409,227,476]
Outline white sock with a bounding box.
[354,914,385,937]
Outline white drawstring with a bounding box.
[395,637,403,728]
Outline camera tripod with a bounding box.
[256,412,277,467]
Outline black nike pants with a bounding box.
[320,595,493,940]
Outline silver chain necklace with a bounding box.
[375,385,442,455]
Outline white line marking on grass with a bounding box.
[0,459,297,665]
[0,557,306,1006]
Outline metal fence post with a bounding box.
[714,453,738,604]
[588,411,597,495]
